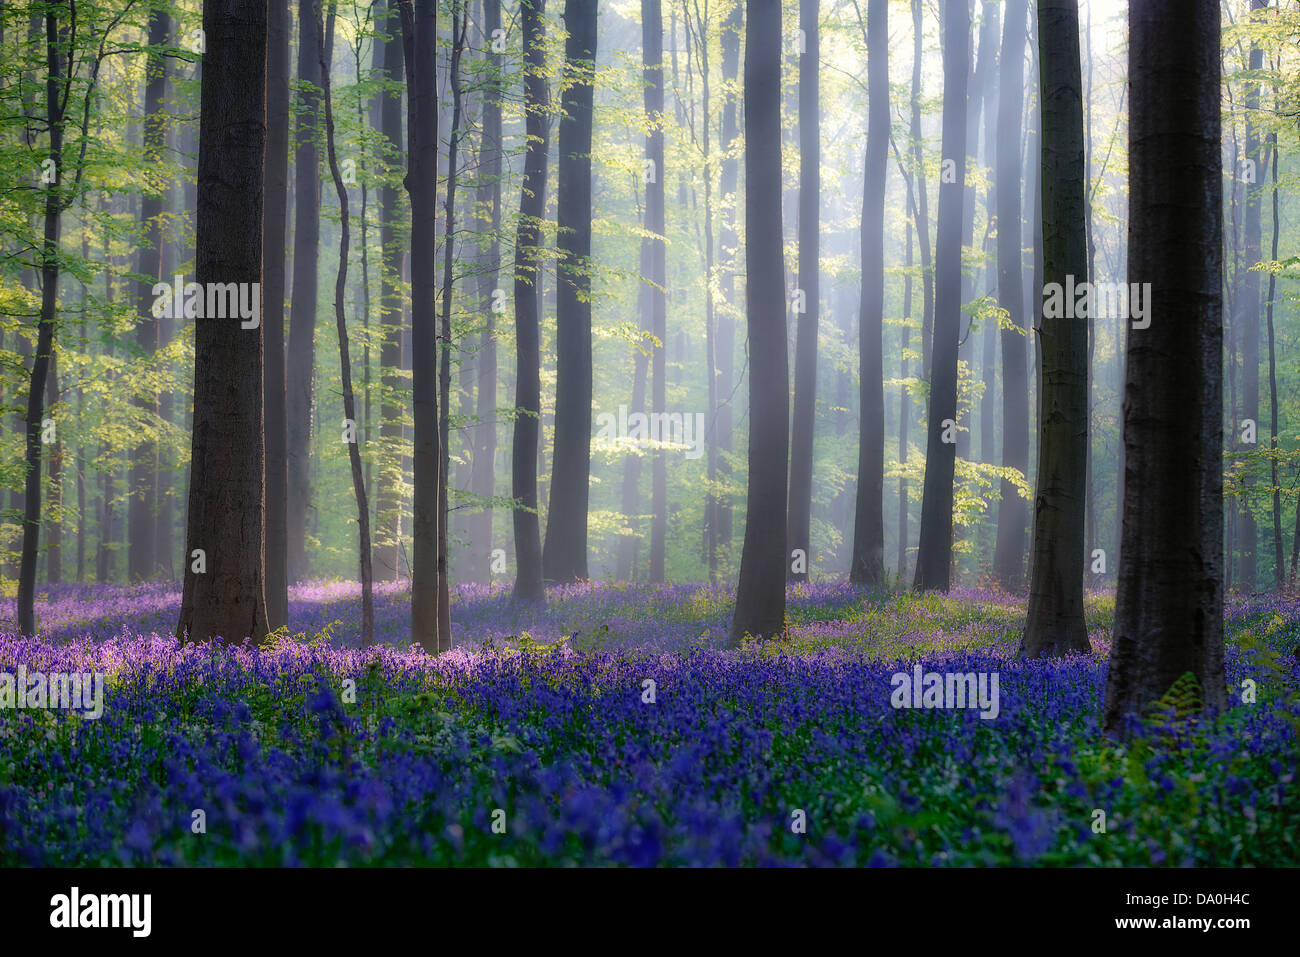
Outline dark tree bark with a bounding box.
[1265,126,1281,589]
[264,0,290,629]
[128,6,168,583]
[788,0,820,584]
[850,0,885,588]
[912,0,969,592]
[392,0,440,639]
[318,0,375,645]
[992,0,1029,591]
[44,354,60,584]
[376,0,406,582]
[17,7,64,635]
[544,0,598,584]
[287,0,324,586]
[511,0,547,603]
[729,0,788,644]
[468,0,503,586]
[402,0,445,648]
[1021,0,1089,657]
[176,0,270,645]
[978,1,1000,474]
[1104,0,1225,733]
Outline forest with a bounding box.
[0,0,1297,873]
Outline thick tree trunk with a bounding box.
[729,0,788,644]
[287,0,323,586]
[264,0,290,629]
[788,0,821,584]
[175,0,270,645]
[1021,0,1089,657]
[544,0,598,584]
[1104,0,1225,733]
[511,0,547,604]
[850,0,885,588]
[912,0,969,593]
[992,0,1029,591]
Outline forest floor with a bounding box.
[1,581,1297,865]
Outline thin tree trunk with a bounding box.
[992,0,1029,591]
[788,0,821,584]
[850,0,885,588]
[264,0,290,629]
[912,0,969,593]
[318,0,375,645]
[287,0,324,586]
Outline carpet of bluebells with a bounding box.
[0,579,1297,866]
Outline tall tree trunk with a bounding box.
[17,8,65,636]
[436,7,468,637]
[912,0,969,593]
[1265,126,1281,590]
[404,0,446,646]
[992,0,1029,591]
[788,0,821,584]
[376,0,406,582]
[909,0,934,388]
[1021,0,1089,657]
[264,0,290,628]
[1104,0,1225,733]
[176,0,270,645]
[544,0,598,584]
[1237,0,1266,593]
[850,0,885,587]
[617,0,664,582]
[510,0,547,604]
[729,0,788,644]
[44,354,61,584]
[128,7,168,583]
[287,0,324,586]
[715,0,741,566]
[469,0,503,586]
[319,0,375,645]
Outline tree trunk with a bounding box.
[729,0,788,644]
[264,0,290,628]
[544,0,598,584]
[992,0,1029,591]
[287,0,323,586]
[715,0,741,567]
[1104,0,1225,733]
[788,0,821,584]
[469,0,503,586]
[912,0,969,593]
[1021,0,1089,657]
[175,0,270,645]
[850,0,885,588]
[403,0,446,647]
[128,7,168,583]
[376,0,406,582]
[318,0,375,646]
